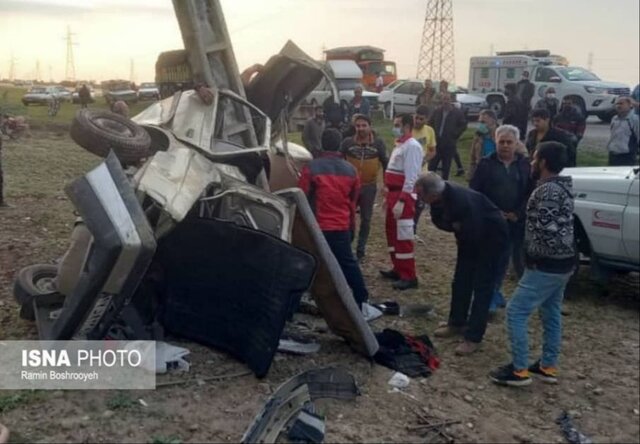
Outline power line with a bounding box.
[416,0,456,83]
[64,25,77,81]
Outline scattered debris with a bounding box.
[242,367,359,443]
[361,302,383,322]
[278,339,321,355]
[374,329,440,377]
[371,301,400,316]
[156,342,191,374]
[287,407,326,443]
[556,410,593,444]
[156,370,252,388]
[138,399,148,408]
[388,372,411,389]
[408,407,459,443]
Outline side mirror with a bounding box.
[549,76,562,83]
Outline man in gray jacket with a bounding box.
[607,96,639,166]
[490,141,575,387]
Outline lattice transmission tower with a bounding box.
[416,0,456,83]
[64,25,77,81]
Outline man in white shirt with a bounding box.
[380,113,424,290]
[375,72,384,93]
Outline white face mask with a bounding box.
[547,94,556,99]
[392,127,403,138]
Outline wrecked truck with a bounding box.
[12,0,377,378]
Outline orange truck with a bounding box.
[324,46,397,91]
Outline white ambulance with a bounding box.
[468,51,630,121]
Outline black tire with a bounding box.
[487,96,505,119]
[13,264,58,321]
[70,108,151,164]
[597,111,614,123]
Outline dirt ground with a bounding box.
[0,132,639,444]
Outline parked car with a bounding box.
[567,166,639,284]
[102,80,138,105]
[378,79,487,120]
[21,85,71,106]
[137,82,160,101]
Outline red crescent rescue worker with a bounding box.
[380,113,424,290]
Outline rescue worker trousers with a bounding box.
[385,190,417,281]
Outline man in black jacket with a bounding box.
[525,108,577,166]
[503,83,528,141]
[516,71,535,113]
[427,92,467,180]
[469,124,533,314]
[416,172,508,355]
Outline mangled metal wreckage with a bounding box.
[13,0,377,378]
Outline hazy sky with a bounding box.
[1,0,638,87]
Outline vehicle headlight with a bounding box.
[584,86,607,94]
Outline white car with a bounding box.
[567,166,639,282]
[21,85,71,105]
[137,82,160,101]
[378,79,487,119]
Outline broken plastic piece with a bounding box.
[388,372,410,389]
[242,367,358,443]
[287,409,326,443]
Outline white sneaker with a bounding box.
[361,302,383,322]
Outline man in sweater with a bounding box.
[490,141,575,386]
[380,114,424,290]
[341,114,388,260]
[302,106,326,158]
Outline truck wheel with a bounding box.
[70,109,151,164]
[487,97,505,119]
[597,111,614,123]
[14,264,58,321]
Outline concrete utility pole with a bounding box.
[489,43,494,56]
[64,25,77,81]
[48,65,53,83]
[416,0,456,83]
[35,59,41,82]
[587,52,594,71]
[129,58,135,82]
[8,54,17,81]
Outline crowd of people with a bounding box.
[300,79,639,387]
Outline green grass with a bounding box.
[105,392,138,410]
[150,436,182,444]
[0,85,150,127]
[0,391,42,413]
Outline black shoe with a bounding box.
[456,168,465,177]
[528,360,558,384]
[356,251,365,261]
[392,279,418,291]
[379,269,400,280]
[489,363,532,387]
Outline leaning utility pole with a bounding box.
[416,0,456,83]
[35,59,41,82]
[64,25,77,81]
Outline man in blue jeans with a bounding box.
[490,141,575,386]
[299,128,379,320]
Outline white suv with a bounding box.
[566,166,640,282]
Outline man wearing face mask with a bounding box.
[553,97,586,148]
[380,114,424,290]
[468,110,498,179]
[535,87,560,120]
[341,114,388,260]
[302,106,326,158]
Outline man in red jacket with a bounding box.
[299,128,370,310]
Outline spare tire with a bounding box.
[13,264,59,321]
[70,108,151,164]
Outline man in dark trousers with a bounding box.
[526,108,577,166]
[470,124,533,314]
[78,84,91,109]
[503,83,528,142]
[517,70,535,114]
[428,92,467,180]
[298,128,377,318]
[416,172,508,355]
[302,105,325,158]
[341,114,388,260]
